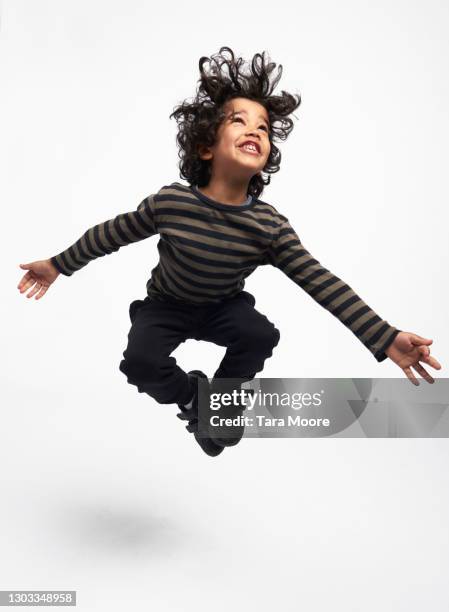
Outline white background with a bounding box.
[1,0,448,610]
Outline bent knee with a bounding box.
[119,349,166,379]
[262,325,280,350]
[240,323,280,350]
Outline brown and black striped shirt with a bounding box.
[51,181,400,362]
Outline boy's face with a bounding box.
[198,97,271,182]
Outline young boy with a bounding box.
[17,47,441,457]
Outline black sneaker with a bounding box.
[209,383,255,447]
[177,370,224,457]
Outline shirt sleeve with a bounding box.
[50,194,158,276]
[266,216,401,362]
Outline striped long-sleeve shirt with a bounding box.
[51,181,400,362]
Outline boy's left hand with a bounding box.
[385,332,442,386]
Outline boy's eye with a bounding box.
[232,117,269,131]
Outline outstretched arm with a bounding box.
[51,194,158,276]
[266,217,442,383]
[266,217,400,362]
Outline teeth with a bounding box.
[241,144,258,153]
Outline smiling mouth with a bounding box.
[238,145,261,156]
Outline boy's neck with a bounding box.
[197,180,250,206]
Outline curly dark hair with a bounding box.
[169,46,301,199]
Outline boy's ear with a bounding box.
[197,144,213,161]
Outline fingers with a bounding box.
[403,366,420,386]
[410,335,433,346]
[26,282,42,299]
[35,285,49,300]
[17,271,32,291]
[18,275,39,295]
[419,346,431,359]
[404,351,442,386]
[421,354,442,370]
[412,362,435,384]
[18,276,37,295]
[18,271,49,300]
[417,346,442,370]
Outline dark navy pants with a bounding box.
[118,290,280,406]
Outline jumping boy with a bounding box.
[17,47,441,457]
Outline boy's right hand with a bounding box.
[17,259,60,300]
